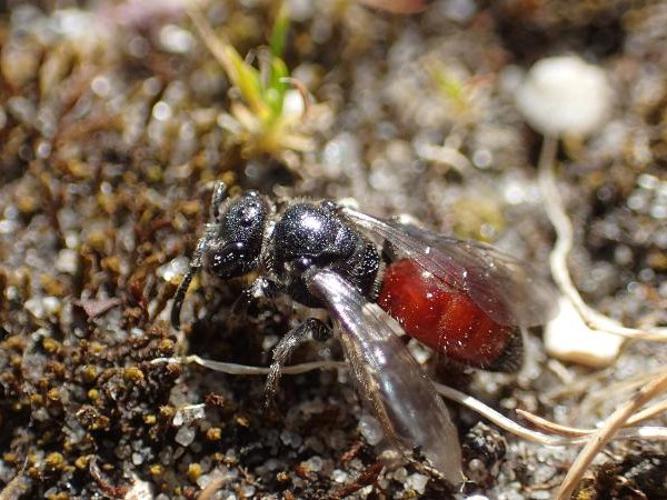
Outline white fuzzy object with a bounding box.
[515,55,612,137]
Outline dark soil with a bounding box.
[0,1,665,499]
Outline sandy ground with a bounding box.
[0,1,666,498]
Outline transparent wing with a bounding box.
[343,207,557,327]
[307,269,463,484]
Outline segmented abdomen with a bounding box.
[378,259,518,370]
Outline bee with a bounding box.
[170,182,556,484]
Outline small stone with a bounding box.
[73,297,121,318]
[157,256,190,285]
[392,467,408,481]
[172,404,206,426]
[515,55,612,138]
[187,463,202,482]
[55,249,78,274]
[42,297,61,315]
[25,298,43,318]
[358,414,384,446]
[174,426,196,447]
[159,24,194,54]
[124,475,153,500]
[196,473,212,489]
[149,464,164,477]
[544,297,624,368]
[45,452,65,470]
[206,427,222,441]
[123,367,145,383]
[304,456,323,473]
[332,469,348,483]
[405,473,429,494]
[240,485,256,497]
[282,89,306,119]
[280,430,303,449]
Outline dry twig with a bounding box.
[0,474,31,500]
[517,397,667,437]
[556,371,667,499]
[538,135,667,341]
[154,356,667,444]
[197,470,230,500]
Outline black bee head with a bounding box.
[205,191,268,279]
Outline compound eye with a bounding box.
[206,242,249,279]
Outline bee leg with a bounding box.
[231,278,270,314]
[229,278,281,329]
[264,318,330,407]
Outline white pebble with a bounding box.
[196,473,212,489]
[131,452,144,466]
[515,55,612,137]
[173,404,206,426]
[392,467,408,481]
[123,474,153,500]
[405,473,429,495]
[55,249,78,274]
[159,24,194,54]
[544,297,623,368]
[25,297,45,319]
[240,485,256,498]
[157,256,190,285]
[174,425,196,447]
[282,89,306,120]
[43,296,61,315]
[304,456,323,472]
[25,296,60,318]
[358,414,384,446]
[332,469,348,483]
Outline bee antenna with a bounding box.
[210,181,228,221]
[170,265,197,330]
[171,181,227,331]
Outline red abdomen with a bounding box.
[377,259,518,371]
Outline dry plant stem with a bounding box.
[577,369,667,418]
[151,355,343,375]
[0,474,30,500]
[187,8,235,78]
[517,398,667,437]
[432,382,575,446]
[433,383,667,443]
[537,135,667,341]
[153,357,667,444]
[546,365,665,402]
[516,409,590,438]
[629,399,667,425]
[417,143,474,176]
[197,472,229,500]
[556,371,667,499]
